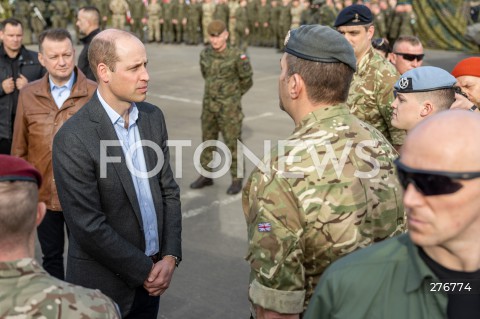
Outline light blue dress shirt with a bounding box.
[97,91,159,256]
[49,72,76,109]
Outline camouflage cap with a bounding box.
[334,4,373,27]
[394,66,456,93]
[207,20,227,36]
[0,155,42,187]
[284,24,357,71]
[312,0,326,5]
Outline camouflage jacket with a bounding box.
[346,46,406,146]
[0,259,120,318]
[200,46,253,112]
[243,104,406,314]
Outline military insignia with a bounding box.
[352,13,360,23]
[284,30,291,46]
[398,77,412,90]
[258,222,271,232]
[240,54,247,60]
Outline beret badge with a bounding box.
[284,30,291,46]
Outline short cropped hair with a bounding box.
[38,28,73,53]
[79,6,101,26]
[88,34,120,80]
[393,35,422,51]
[1,18,22,30]
[286,54,354,105]
[414,88,456,111]
[0,182,38,243]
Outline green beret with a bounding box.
[207,20,226,36]
[284,25,357,71]
[334,4,373,27]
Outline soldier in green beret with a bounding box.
[243,24,405,318]
[191,20,253,195]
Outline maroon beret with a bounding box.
[0,155,42,187]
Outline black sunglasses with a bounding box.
[454,86,469,99]
[394,158,480,196]
[393,52,425,62]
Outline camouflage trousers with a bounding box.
[112,13,126,30]
[148,16,161,42]
[200,103,244,179]
[163,20,174,43]
[388,11,416,42]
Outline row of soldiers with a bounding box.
[0,0,414,49]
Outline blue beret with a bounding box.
[284,25,356,71]
[334,4,373,27]
[394,66,457,93]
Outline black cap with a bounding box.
[334,4,373,27]
[284,25,356,71]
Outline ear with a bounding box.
[36,202,47,226]
[367,25,375,41]
[97,62,111,83]
[420,101,434,117]
[289,73,303,100]
[38,52,46,67]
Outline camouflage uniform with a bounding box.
[199,46,253,179]
[319,2,337,27]
[201,0,215,44]
[162,0,174,43]
[109,0,129,30]
[256,1,271,46]
[48,0,70,29]
[213,0,229,26]
[228,0,240,46]
[185,0,201,44]
[14,0,32,45]
[147,0,163,42]
[97,0,110,30]
[388,0,415,42]
[128,0,147,40]
[30,0,47,44]
[269,0,281,48]
[290,1,303,29]
[278,0,291,50]
[234,4,249,51]
[0,259,120,318]
[0,0,12,21]
[172,0,187,43]
[347,46,406,146]
[243,104,406,313]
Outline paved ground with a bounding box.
[33,42,474,319]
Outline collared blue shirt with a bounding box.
[97,91,159,256]
[49,72,76,109]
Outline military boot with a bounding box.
[226,178,243,195]
[190,176,214,189]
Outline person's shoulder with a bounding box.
[20,47,41,63]
[368,49,399,78]
[20,75,46,94]
[324,234,411,276]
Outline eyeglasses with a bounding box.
[394,158,480,196]
[393,52,425,62]
[454,86,469,99]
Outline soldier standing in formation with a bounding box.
[190,20,253,195]
[185,0,201,44]
[128,0,147,41]
[244,24,405,317]
[335,4,405,150]
[109,0,129,30]
[30,0,47,44]
[234,0,249,51]
[173,0,187,43]
[228,0,239,46]
[147,0,163,43]
[48,0,70,29]
[13,0,32,45]
[163,0,174,43]
[202,0,216,44]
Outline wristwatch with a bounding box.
[470,105,478,112]
[163,255,180,267]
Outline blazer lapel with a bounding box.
[88,96,143,225]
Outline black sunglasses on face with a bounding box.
[394,158,480,196]
[393,52,425,62]
[454,86,469,99]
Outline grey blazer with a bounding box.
[52,94,182,316]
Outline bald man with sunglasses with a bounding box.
[305,110,480,319]
[390,35,424,75]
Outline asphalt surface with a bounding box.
[33,41,475,319]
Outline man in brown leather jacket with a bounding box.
[11,28,97,280]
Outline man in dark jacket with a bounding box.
[76,6,102,81]
[0,18,45,154]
